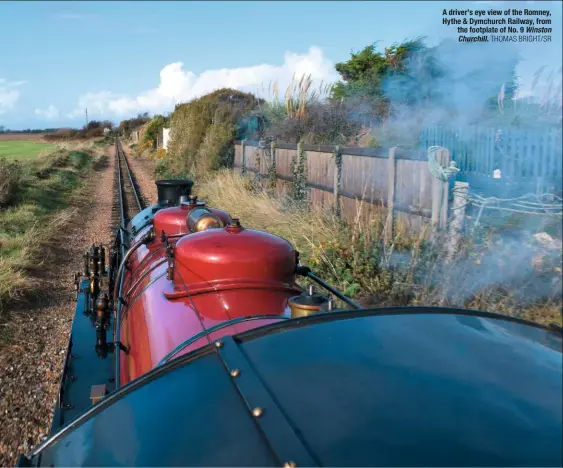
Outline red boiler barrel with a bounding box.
[171,221,296,290]
[166,220,299,320]
[119,220,301,384]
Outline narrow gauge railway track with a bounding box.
[113,138,146,230]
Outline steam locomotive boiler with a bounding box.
[18,179,563,467]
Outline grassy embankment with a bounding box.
[0,139,110,319]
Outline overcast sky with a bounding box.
[0,0,561,130]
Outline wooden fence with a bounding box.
[233,140,450,238]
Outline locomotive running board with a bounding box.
[50,279,116,433]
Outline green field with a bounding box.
[0,140,57,160]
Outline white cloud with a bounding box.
[0,79,25,115]
[69,47,339,118]
[35,104,59,120]
[0,90,19,114]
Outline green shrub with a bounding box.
[144,115,168,149]
[155,159,193,181]
[167,89,262,176]
[119,113,150,138]
[69,151,90,169]
[198,122,237,171]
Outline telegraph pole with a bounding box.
[85,108,89,127]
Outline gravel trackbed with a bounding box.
[0,144,156,465]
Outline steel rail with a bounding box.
[118,139,144,214]
[115,140,126,230]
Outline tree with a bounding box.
[331,37,520,127]
[167,88,262,173]
[118,114,151,138]
[331,38,428,98]
[331,38,441,123]
[144,115,168,149]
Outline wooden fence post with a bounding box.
[269,141,277,193]
[255,143,261,176]
[333,145,341,218]
[384,147,397,242]
[241,139,246,176]
[293,142,306,203]
[446,181,469,263]
[253,142,263,189]
[431,147,450,236]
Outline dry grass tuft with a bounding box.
[263,74,333,121]
[200,170,336,255]
[0,160,22,207]
[258,75,361,146]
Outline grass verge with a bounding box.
[0,144,106,318]
[198,170,562,326]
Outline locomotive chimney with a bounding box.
[155,180,194,206]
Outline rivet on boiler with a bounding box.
[230,368,240,378]
[215,340,223,348]
[252,407,263,418]
[283,462,297,468]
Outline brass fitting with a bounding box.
[187,208,224,233]
[288,286,330,318]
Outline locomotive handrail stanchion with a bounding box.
[112,229,155,304]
